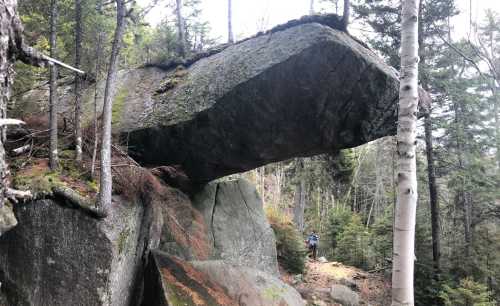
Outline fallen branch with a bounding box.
[5,188,32,203]
[11,144,30,155]
[0,119,25,126]
[52,186,106,218]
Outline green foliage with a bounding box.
[266,207,306,274]
[439,278,496,306]
[327,208,353,249]
[334,214,373,270]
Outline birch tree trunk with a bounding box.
[49,0,59,170]
[97,0,127,215]
[227,0,234,43]
[176,0,186,58]
[74,0,83,162]
[342,0,350,31]
[391,0,419,304]
[309,0,314,15]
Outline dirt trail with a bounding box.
[281,259,391,306]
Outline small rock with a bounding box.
[292,274,304,285]
[318,256,328,263]
[339,277,359,291]
[0,204,17,236]
[330,284,359,306]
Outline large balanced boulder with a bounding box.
[124,15,401,183]
[12,15,403,183]
[0,197,145,306]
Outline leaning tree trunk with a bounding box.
[49,0,59,170]
[97,0,127,215]
[391,0,419,304]
[74,0,83,162]
[227,0,234,43]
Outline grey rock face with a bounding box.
[0,197,144,306]
[0,205,16,236]
[125,21,400,183]
[141,251,237,306]
[190,179,279,275]
[192,260,306,306]
[330,284,360,306]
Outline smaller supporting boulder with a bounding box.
[190,179,279,275]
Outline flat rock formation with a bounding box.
[124,18,401,183]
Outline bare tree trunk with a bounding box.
[49,0,59,170]
[91,0,104,178]
[424,113,441,277]
[227,0,234,43]
[391,0,419,304]
[293,160,306,232]
[493,85,500,169]
[452,97,472,258]
[176,0,186,58]
[97,0,127,215]
[342,0,350,31]
[74,0,83,162]
[309,0,314,15]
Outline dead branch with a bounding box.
[5,188,32,203]
[0,119,25,126]
[52,186,107,218]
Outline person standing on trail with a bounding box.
[307,230,320,260]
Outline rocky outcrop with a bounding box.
[192,260,306,306]
[141,250,237,306]
[0,197,145,306]
[190,179,279,275]
[124,19,401,183]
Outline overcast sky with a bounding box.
[138,0,500,43]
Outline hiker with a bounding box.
[306,230,320,260]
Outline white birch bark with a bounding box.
[391,0,419,304]
[228,0,234,43]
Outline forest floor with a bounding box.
[281,258,391,306]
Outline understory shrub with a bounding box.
[439,277,496,306]
[266,207,306,274]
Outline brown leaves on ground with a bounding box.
[282,259,391,306]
